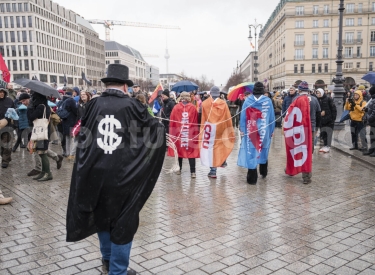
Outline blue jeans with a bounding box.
[98,232,132,275]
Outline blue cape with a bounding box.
[238,95,275,169]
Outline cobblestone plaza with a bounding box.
[1,129,375,274]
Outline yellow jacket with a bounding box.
[344,90,366,121]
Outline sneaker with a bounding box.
[303,179,312,184]
[1,163,8,168]
[56,155,63,169]
[207,172,217,178]
[191,173,196,178]
[27,169,41,176]
[0,197,13,205]
[323,146,330,153]
[220,161,227,168]
[319,146,326,152]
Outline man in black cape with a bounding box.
[66,64,166,275]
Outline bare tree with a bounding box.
[225,72,245,91]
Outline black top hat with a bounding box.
[101,64,134,87]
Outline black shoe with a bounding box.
[56,155,63,169]
[349,147,358,150]
[1,163,8,168]
[363,150,374,156]
[370,152,375,157]
[102,258,109,273]
[12,147,17,152]
[33,172,45,180]
[128,267,137,275]
[37,172,53,181]
[359,147,367,152]
[27,169,41,176]
[20,145,26,148]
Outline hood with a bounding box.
[73,87,80,96]
[273,91,281,99]
[354,90,364,102]
[0,89,8,99]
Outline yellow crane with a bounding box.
[88,19,180,40]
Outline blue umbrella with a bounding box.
[48,101,56,107]
[361,72,375,85]
[171,80,199,93]
[339,110,350,122]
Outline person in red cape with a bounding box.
[168,92,200,178]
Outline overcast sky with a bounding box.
[59,0,280,86]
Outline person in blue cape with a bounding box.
[238,82,275,185]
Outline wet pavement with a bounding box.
[1,128,375,275]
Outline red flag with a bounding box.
[148,82,163,104]
[0,53,10,83]
[284,96,312,176]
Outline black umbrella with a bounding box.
[13,78,61,99]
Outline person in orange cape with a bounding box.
[168,92,200,178]
[199,86,235,178]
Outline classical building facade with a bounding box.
[0,0,86,86]
[258,0,375,91]
[104,41,147,82]
[238,52,257,82]
[76,15,105,89]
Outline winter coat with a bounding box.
[282,93,299,117]
[366,94,375,127]
[60,96,78,135]
[7,89,17,101]
[161,98,175,119]
[16,106,30,130]
[27,93,51,151]
[0,91,15,120]
[318,93,337,126]
[77,102,88,120]
[344,90,366,122]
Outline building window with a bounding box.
[11,45,16,57]
[324,4,330,14]
[323,48,329,58]
[345,32,354,43]
[357,46,361,57]
[19,60,22,71]
[324,63,328,72]
[12,60,17,71]
[0,4,4,13]
[296,6,304,15]
[312,48,318,59]
[346,18,354,26]
[300,64,304,73]
[12,3,17,12]
[313,33,318,44]
[24,60,29,70]
[295,21,304,28]
[358,18,362,26]
[370,46,375,57]
[373,2,375,11]
[356,62,360,68]
[313,5,319,14]
[318,64,322,73]
[30,45,33,56]
[114,60,121,64]
[370,62,373,71]
[295,34,304,45]
[294,64,298,73]
[23,45,28,56]
[313,20,319,28]
[372,18,375,25]
[28,16,32,27]
[6,3,11,12]
[40,74,48,82]
[0,32,3,43]
[105,60,110,65]
[31,60,34,70]
[312,64,316,73]
[22,16,26,27]
[10,31,15,42]
[24,3,29,12]
[22,31,27,42]
[323,19,329,27]
[345,47,353,58]
[371,31,375,42]
[323,33,329,44]
[344,63,353,69]
[4,17,9,28]
[18,3,23,12]
[358,3,363,13]
[346,3,354,13]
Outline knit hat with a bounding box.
[316,88,325,96]
[358,85,365,90]
[253,82,264,95]
[210,86,220,98]
[298,81,310,92]
[162,89,170,97]
[73,87,80,95]
[19,93,31,101]
[65,91,73,96]
[369,86,375,96]
[179,92,191,102]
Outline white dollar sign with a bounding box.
[97,115,122,154]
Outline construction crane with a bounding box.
[88,19,180,41]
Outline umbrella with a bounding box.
[13,78,61,99]
[48,101,56,107]
[361,72,375,85]
[339,110,350,122]
[227,82,254,101]
[171,80,199,93]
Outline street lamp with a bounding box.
[248,19,263,82]
[332,0,345,130]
